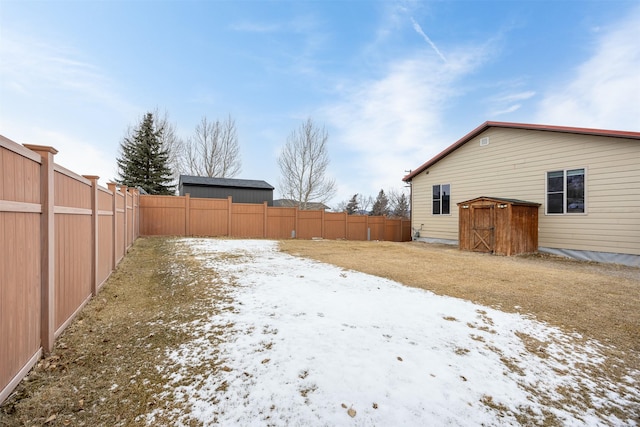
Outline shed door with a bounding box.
[471,205,495,253]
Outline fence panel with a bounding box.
[368,217,385,240]
[133,191,140,239]
[126,190,134,249]
[402,219,411,242]
[97,187,113,288]
[53,167,93,335]
[266,207,296,239]
[0,137,42,405]
[231,203,265,238]
[324,212,346,240]
[139,195,185,236]
[297,210,323,239]
[190,197,229,236]
[347,215,368,240]
[385,219,403,242]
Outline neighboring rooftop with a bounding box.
[179,175,274,190]
[273,199,331,210]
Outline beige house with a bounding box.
[403,122,640,267]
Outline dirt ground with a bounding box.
[1,237,639,426]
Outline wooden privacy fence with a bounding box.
[140,194,412,242]
[0,136,139,403]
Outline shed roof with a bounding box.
[179,175,274,190]
[457,196,541,207]
[403,121,640,182]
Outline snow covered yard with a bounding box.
[144,239,639,426]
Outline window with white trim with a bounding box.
[432,184,450,215]
[546,168,585,214]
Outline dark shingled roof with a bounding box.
[179,175,274,190]
[273,199,331,210]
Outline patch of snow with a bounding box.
[145,239,640,426]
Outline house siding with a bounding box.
[410,128,640,257]
[180,184,274,206]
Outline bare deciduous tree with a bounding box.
[357,194,373,214]
[184,115,242,178]
[387,187,410,218]
[333,199,348,213]
[278,118,336,210]
[153,109,184,187]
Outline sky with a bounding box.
[1,0,639,208]
[144,238,639,425]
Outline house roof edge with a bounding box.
[403,122,640,182]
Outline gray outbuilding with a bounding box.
[178,175,275,205]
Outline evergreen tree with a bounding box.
[345,194,359,215]
[370,189,389,216]
[117,112,175,195]
[392,193,410,218]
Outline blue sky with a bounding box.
[1,0,639,207]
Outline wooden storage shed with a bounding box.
[457,197,540,256]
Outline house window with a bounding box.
[432,184,450,215]
[546,168,585,214]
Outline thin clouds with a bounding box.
[0,31,135,186]
[410,17,447,63]
[490,104,522,116]
[319,1,504,201]
[230,14,327,78]
[0,32,135,116]
[493,91,536,103]
[488,90,536,117]
[323,45,491,198]
[535,6,640,130]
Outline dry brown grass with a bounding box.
[279,239,640,369]
[0,237,233,426]
[2,237,638,425]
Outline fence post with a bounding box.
[321,209,325,239]
[121,185,128,250]
[134,189,139,239]
[83,175,100,296]
[185,193,190,236]
[23,144,57,354]
[383,216,387,241]
[366,215,370,241]
[107,183,117,270]
[294,206,299,239]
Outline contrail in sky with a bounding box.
[411,17,447,63]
